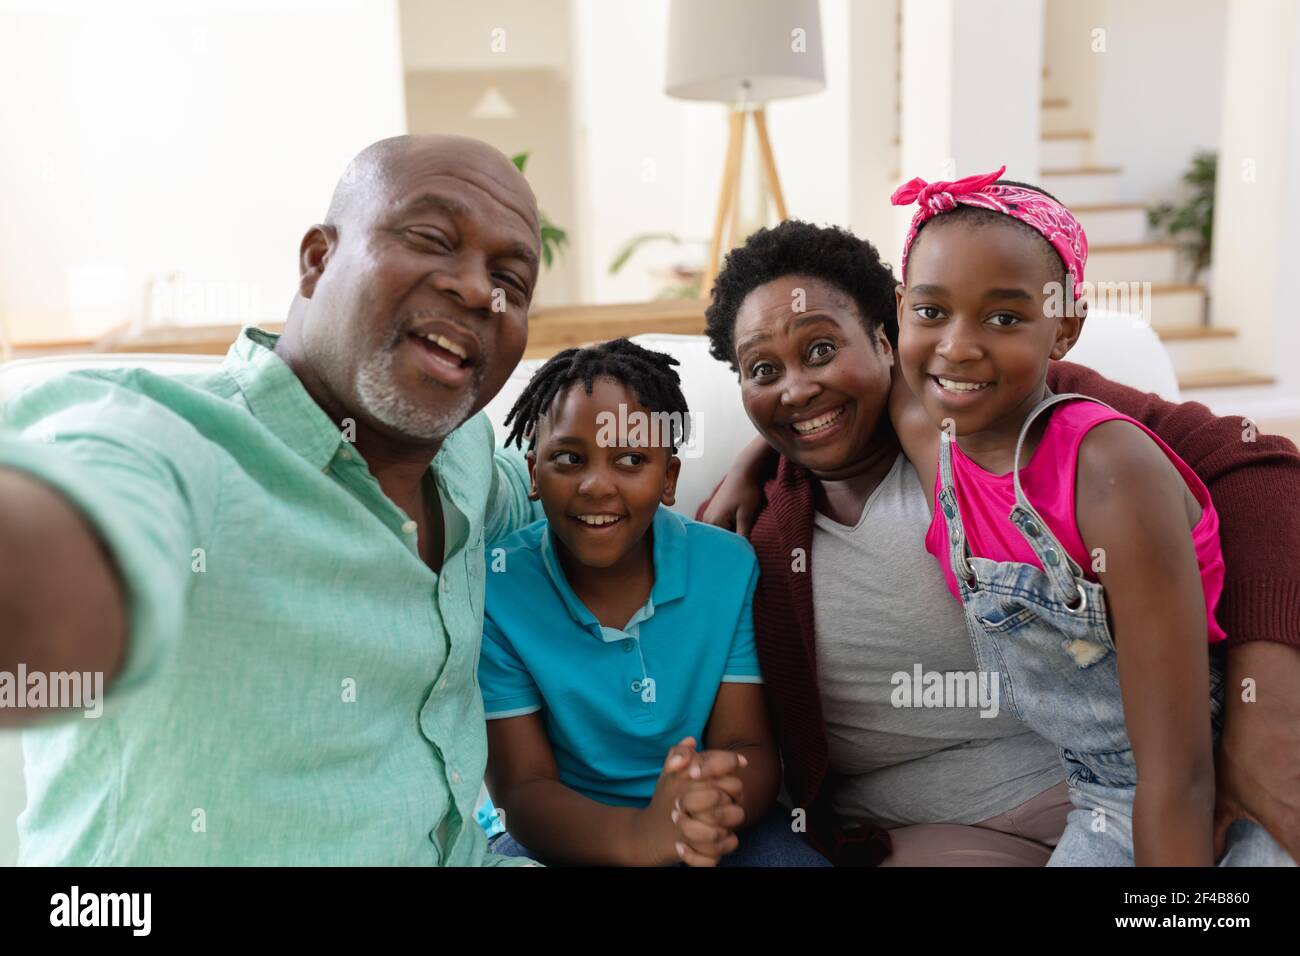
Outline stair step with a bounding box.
[1040,167,1124,205]
[1154,325,1235,341]
[1040,136,1089,168]
[1041,165,1123,176]
[1154,319,1250,377]
[1071,202,1147,212]
[1073,202,1147,245]
[1178,369,1277,390]
[1087,241,1181,285]
[1042,97,1069,109]
[1084,282,1204,327]
[1041,130,1092,141]
[1090,240,1177,251]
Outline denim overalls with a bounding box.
[937,393,1291,866]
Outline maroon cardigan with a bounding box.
[699,361,1300,865]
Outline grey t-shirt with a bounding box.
[810,452,1064,828]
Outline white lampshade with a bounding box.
[665,0,825,103]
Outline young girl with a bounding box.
[478,338,829,867]
[888,166,1290,866]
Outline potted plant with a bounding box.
[1148,150,1216,286]
[511,152,568,269]
[608,233,707,299]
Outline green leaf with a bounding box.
[1148,151,1216,275]
[511,151,567,270]
[608,232,686,275]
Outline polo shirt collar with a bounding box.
[648,505,688,605]
[538,505,690,638]
[226,328,348,470]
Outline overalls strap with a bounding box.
[1009,391,1114,609]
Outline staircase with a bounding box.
[1038,100,1273,394]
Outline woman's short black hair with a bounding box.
[502,337,690,452]
[704,220,899,374]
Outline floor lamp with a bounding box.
[665,0,825,292]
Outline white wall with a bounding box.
[1209,0,1297,374]
[1043,0,1104,138]
[568,0,851,304]
[847,0,901,265]
[398,1,577,305]
[0,0,407,344]
[897,0,1043,260]
[1093,0,1227,205]
[403,69,579,307]
[1273,3,1300,399]
[399,0,572,74]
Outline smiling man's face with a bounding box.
[297,136,541,444]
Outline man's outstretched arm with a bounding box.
[0,467,127,723]
[0,378,213,723]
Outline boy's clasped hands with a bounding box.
[642,736,748,867]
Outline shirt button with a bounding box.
[437,677,447,691]
[402,519,418,534]
[441,577,451,594]
[338,447,353,461]
[622,639,635,653]
[451,770,462,784]
[631,680,642,692]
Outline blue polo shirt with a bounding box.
[478,506,763,807]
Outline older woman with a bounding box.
[698,220,1300,866]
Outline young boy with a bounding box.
[479,338,827,867]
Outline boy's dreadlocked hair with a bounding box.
[502,338,691,452]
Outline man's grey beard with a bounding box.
[354,344,479,442]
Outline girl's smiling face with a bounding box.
[895,217,1084,447]
[527,377,680,571]
[733,274,894,478]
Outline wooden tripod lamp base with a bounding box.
[703,105,790,294]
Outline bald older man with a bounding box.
[0,135,549,864]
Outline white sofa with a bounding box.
[0,313,1179,865]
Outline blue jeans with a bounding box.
[488,806,831,867]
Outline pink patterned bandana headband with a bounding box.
[890,165,1089,299]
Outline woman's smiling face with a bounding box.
[733,274,894,477]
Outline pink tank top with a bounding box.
[924,400,1227,642]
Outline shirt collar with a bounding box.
[226,328,348,470]
[538,505,690,638]
[648,506,688,605]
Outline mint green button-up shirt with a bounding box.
[0,329,542,865]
